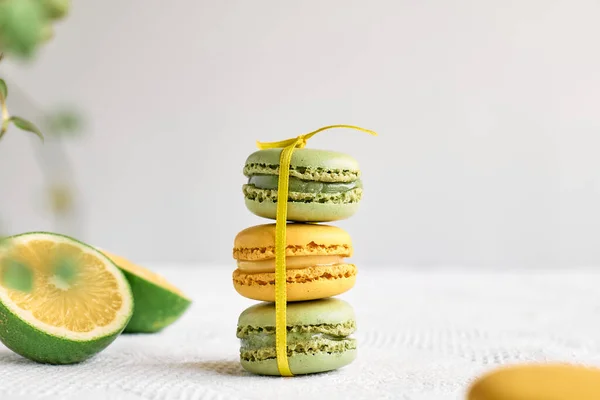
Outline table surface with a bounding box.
[0,266,599,400]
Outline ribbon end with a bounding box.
[255,125,377,150]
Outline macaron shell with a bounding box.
[234,223,352,260]
[245,197,360,222]
[241,349,357,376]
[238,298,355,327]
[244,148,360,177]
[233,264,357,302]
[468,364,600,400]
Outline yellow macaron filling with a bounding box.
[237,255,345,273]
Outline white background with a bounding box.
[1,0,599,268]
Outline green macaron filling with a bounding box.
[247,175,362,194]
[237,321,356,338]
[238,322,356,361]
[240,336,356,362]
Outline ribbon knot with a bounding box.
[295,135,308,149]
[254,124,377,377]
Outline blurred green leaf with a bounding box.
[1,259,33,292]
[0,0,46,58]
[47,109,83,136]
[48,184,73,214]
[10,116,44,142]
[40,24,54,43]
[0,79,7,100]
[42,0,70,20]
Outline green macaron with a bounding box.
[242,148,363,222]
[236,298,357,376]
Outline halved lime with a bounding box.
[101,251,191,333]
[0,232,133,364]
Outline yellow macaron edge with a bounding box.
[233,223,353,261]
[468,364,600,400]
[233,263,357,302]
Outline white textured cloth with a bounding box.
[0,266,599,400]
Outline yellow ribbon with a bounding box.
[256,125,378,377]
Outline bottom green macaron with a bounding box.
[236,298,357,376]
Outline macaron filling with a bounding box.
[237,322,356,361]
[243,163,360,183]
[247,175,362,194]
[237,321,356,337]
[237,255,345,273]
[243,185,362,204]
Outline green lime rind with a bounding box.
[0,232,133,364]
[120,270,191,333]
[0,300,125,364]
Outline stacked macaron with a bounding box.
[233,147,365,376]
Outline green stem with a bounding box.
[0,93,9,141]
[3,81,83,236]
[0,52,8,140]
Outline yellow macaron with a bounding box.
[232,223,357,302]
[468,364,600,400]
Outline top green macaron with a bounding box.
[237,298,357,376]
[243,148,363,222]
